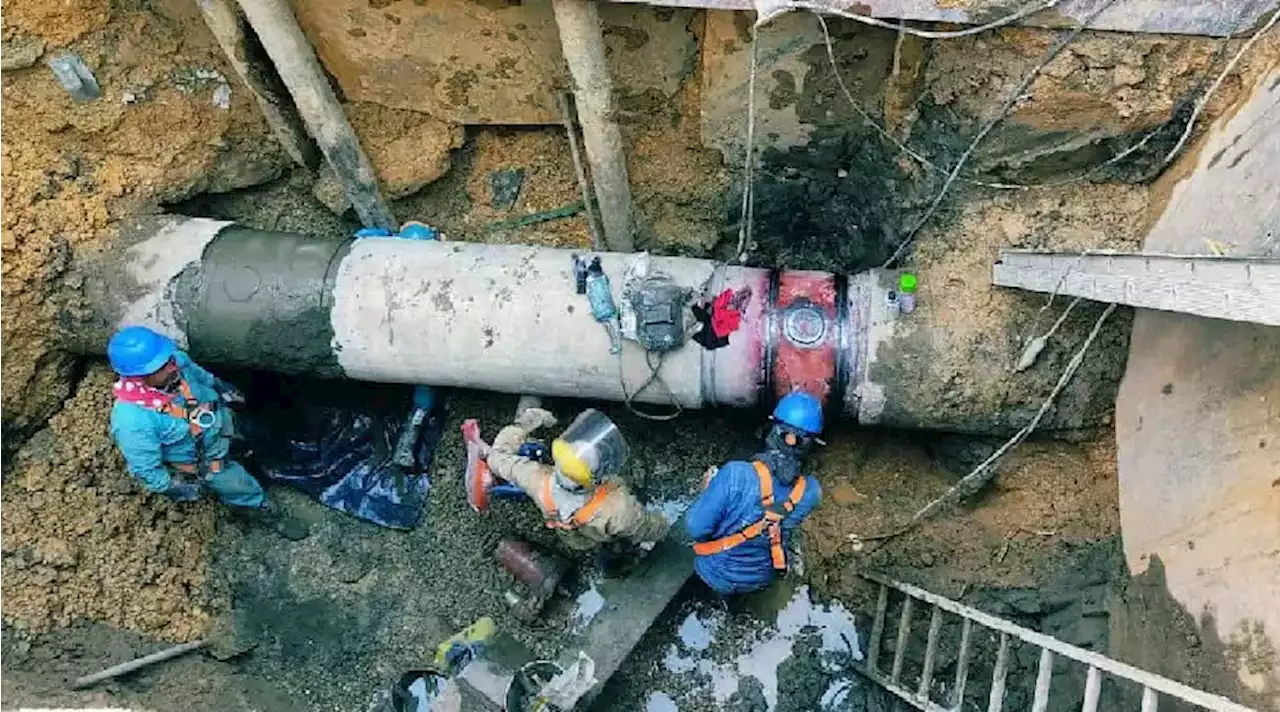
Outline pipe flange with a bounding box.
[782,300,828,348]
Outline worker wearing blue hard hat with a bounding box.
[106,326,305,538]
[686,390,825,595]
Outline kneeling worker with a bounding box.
[107,326,304,538]
[486,406,670,570]
[686,391,824,595]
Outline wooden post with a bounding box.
[551,0,635,252]
[196,0,317,169]
[235,0,395,230]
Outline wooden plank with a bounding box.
[608,0,1268,36]
[993,251,1280,326]
[867,584,889,673]
[236,0,395,229]
[918,605,943,699]
[863,669,957,712]
[197,0,316,169]
[1082,665,1102,712]
[891,596,914,684]
[1143,687,1161,712]
[987,633,1011,712]
[861,572,1256,712]
[1032,648,1054,712]
[950,618,973,711]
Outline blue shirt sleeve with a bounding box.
[686,465,735,541]
[112,406,188,492]
[114,426,172,492]
[782,474,822,531]
[175,351,219,390]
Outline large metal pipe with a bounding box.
[64,215,1116,434]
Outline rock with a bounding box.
[830,483,866,506]
[47,51,101,102]
[313,104,464,214]
[38,539,77,568]
[312,163,351,216]
[1,37,45,71]
[1113,63,1146,87]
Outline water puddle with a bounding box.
[647,496,694,526]
[659,584,865,711]
[571,582,606,629]
[645,690,680,712]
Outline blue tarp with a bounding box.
[245,404,445,530]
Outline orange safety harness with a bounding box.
[691,461,807,570]
[540,478,616,531]
[159,379,223,477]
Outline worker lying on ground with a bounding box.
[686,391,824,596]
[485,407,670,575]
[106,326,307,539]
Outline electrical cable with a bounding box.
[618,349,685,422]
[1160,5,1279,170]
[813,12,1029,191]
[735,26,761,263]
[770,0,1066,38]
[880,0,1119,268]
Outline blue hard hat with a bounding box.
[107,326,176,377]
[772,391,824,436]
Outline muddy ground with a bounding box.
[4,0,1277,709]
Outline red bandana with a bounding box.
[113,377,174,412]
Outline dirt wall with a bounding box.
[0,0,290,448]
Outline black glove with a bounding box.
[163,479,201,502]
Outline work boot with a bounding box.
[253,499,310,541]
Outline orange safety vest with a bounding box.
[692,461,807,571]
[540,478,616,531]
[159,379,223,476]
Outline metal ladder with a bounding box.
[855,572,1255,712]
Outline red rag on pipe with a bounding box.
[710,290,742,338]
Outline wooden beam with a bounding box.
[236,0,396,229]
[993,250,1280,327]
[552,0,636,252]
[196,0,317,169]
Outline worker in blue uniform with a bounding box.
[107,325,306,538]
[686,391,825,596]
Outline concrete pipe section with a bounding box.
[66,215,1109,433]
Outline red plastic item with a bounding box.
[462,419,494,513]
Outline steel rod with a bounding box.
[70,640,208,689]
